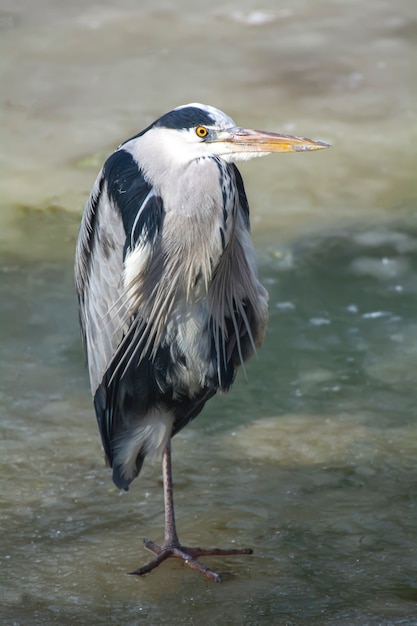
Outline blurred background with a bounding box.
[1,1,417,624]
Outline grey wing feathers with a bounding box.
[75,147,168,482]
[75,170,129,395]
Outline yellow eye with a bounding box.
[196,125,208,138]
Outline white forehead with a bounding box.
[174,102,236,128]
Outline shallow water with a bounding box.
[1,0,417,624]
[3,212,417,625]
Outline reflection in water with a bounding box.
[1,212,417,624]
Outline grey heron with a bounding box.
[75,103,329,582]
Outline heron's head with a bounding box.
[130,103,329,167]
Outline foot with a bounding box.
[129,538,253,582]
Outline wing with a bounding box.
[75,170,127,396]
[75,148,163,396]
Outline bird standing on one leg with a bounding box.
[75,103,329,582]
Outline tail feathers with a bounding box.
[93,380,148,491]
[111,452,145,491]
[109,413,173,490]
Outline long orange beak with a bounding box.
[215,126,330,153]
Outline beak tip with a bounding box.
[294,140,331,152]
[317,140,332,149]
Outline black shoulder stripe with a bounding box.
[103,149,164,258]
[104,149,151,230]
[127,193,164,255]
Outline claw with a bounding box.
[129,539,252,582]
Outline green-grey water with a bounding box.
[2,211,417,625]
[1,0,417,624]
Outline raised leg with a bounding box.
[129,442,252,582]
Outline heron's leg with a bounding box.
[162,439,179,546]
[129,442,252,582]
